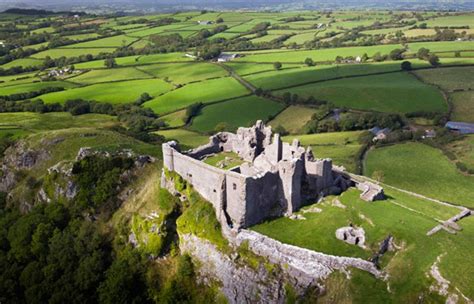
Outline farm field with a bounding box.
[61,34,139,48]
[1,81,77,95]
[189,95,285,133]
[136,62,228,84]
[143,77,249,114]
[155,129,210,149]
[1,57,44,68]
[38,79,173,104]
[268,105,318,134]
[274,72,447,114]
[446,135,474,172]
[364,142,474,208]
[32,47,116,59]
[450,91,474,123]
[283,131,364,172]
[413,66,474,91]
[69,67,152,84]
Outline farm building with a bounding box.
[445,121,474,134]
[217,53,240,62]
[198,20,213,25]
[370,127,391,141]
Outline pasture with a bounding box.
[38,79,173,104]
[136,62,228,84]
[364,142,474,208]
[450,91,474,123]
[32,48,116,59]
[268,105,318,134]
[273,72,447,114]
[69,67,151,84]
[189,95,285,133]
[1,81,77,96]
[155,129,209,148]
[62,34,139,48]
[1,58,44,68]
[446,135,474,172]
[414,66,474,92]
[143,77,249,114]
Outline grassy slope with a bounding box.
[274,72,447,114]
[283,131,364,172]
[252,188,471,302]
[136,62,228,84]
[190,96,285,133]
[143,77,249,114]
[446,135,474,171]
[38,79,173,104]
[1,81,78,95]
[68,67,152,84]
[155,129,209,149]
[451,91,474,123]
[364,142,474,208]
[268,106,318,134]
[414,66,474,92]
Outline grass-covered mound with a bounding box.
[252,188,472,302]
[274,72,447,114]
[364,142,474,208]
[189,96,285,133]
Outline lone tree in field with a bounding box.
[389,48,405,60]
[417,47,430,60]
[372,170,385,183]
[105,57,117,68]
[273,62,282,70]
[428,54,440,67]
[304,57,315,66]
[401,61,412,71]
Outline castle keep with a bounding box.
[162,121,383,229]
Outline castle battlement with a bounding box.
[162,121,383,229]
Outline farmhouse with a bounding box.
[162,121,384,229]
[445,121,474,134]
[370,127,391,141]
[217,53,240,62]
[198,20,213,25]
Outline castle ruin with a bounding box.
[162,121,384,229]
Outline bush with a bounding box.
[401,61,412,71]
[273,62,282,70]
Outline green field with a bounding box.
[62,34,139,48]
[143,77,249,114]
[68,67,151,84]
[156,129,209,148]
[1,57,44,68]
[274,72,447,114]
[225,62,303,76]
[450,91,474,123]
[446,135,474,172]
[423,14,474,28]
[38,79,173,104]
[136,62,228,84]
[32,48,116,59]
[365,142,474,208]
[414,66,474,92]
[268,106,318,134]
[252,187,472,302]
[190,96,285,133]
[283,131,364,172]
[244,61,430,90]
[159,110,187,128]
[1,81,78,96]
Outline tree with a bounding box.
[274,125,289,136]
[216,17,224,23]
[454,51,461,58]
[401,61,412,71]
[389,48,405,60]
[214,122,230,133]
[361,53,369,62]
[104,57,117,68]
[417,47,430,60]
[428,54,440,67]
[273,62,282,70]
[372,52,385,62]
[304,57,315,66]
[372,170,385,183]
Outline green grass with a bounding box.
[274,72,447,114]
[68,67,152,84]
[143,77,249,114]
[203,152,245,169]
[1,57,44,68]
[244,61,430,91]
[38,79,173,104]
[62,34,138,48]
[224,62,302,76]
[252,187,470,302]
[268,106,318,134]
[407,41,474,53]
[450,91,474,123]
[423,13,474,28]
[283,131,364,172]
[1,81,78,95]
[414,66,474,92]
[364,142,474,208]
[190,95,285,133]
[159,110,187,128]
[136,62,228,84]
[32,48,116,59]
[156,129,209,148]
[446,135,474,172]
[284,31,320,45]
